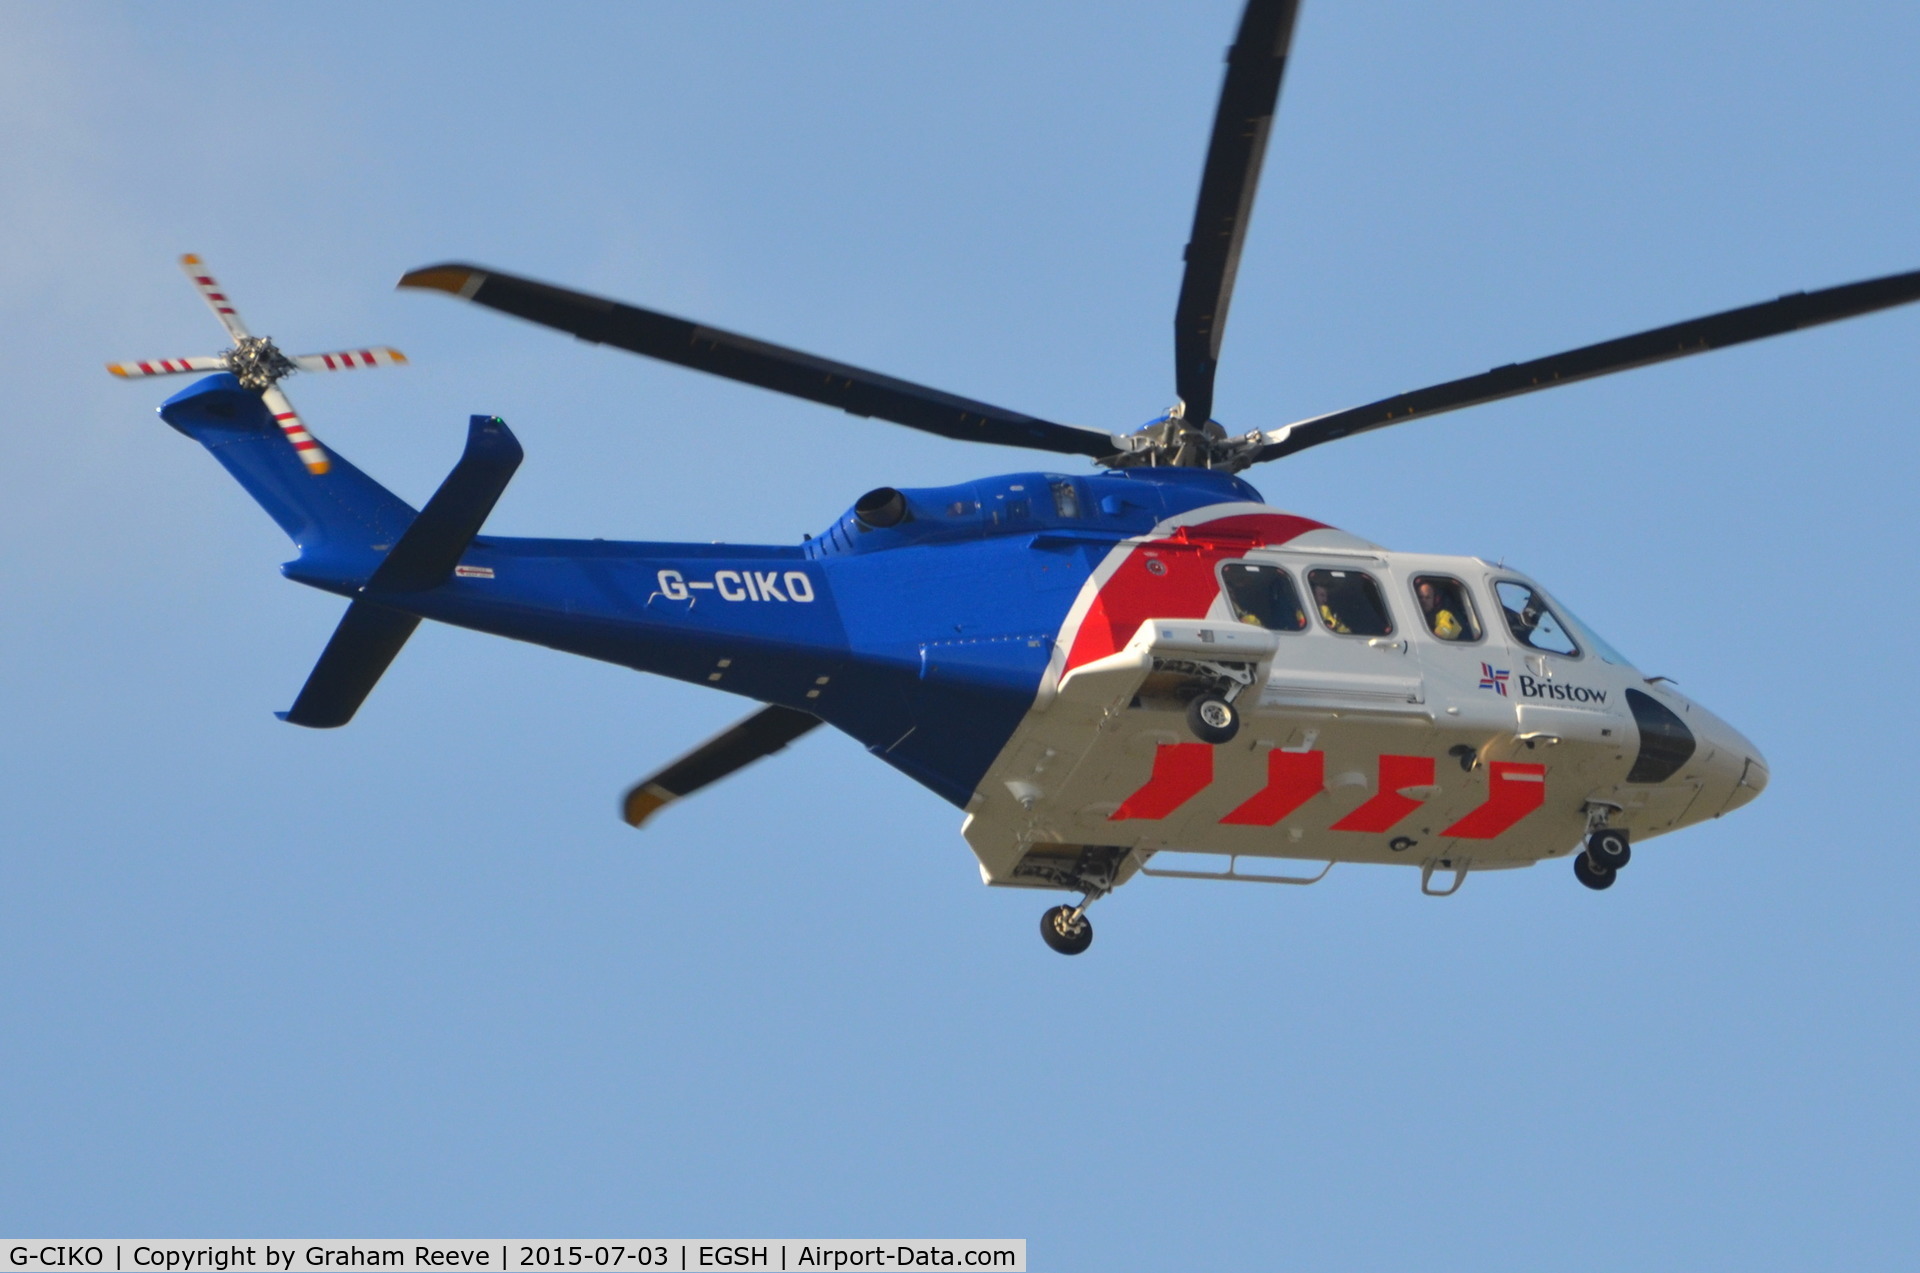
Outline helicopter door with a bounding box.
[1247,557,1425,715]
[1400,568,1519,741]
[1490,578,1629,779]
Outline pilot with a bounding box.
[1418,579,1466,641]
[1314,583,1351,634]
[1504,591,1544,646]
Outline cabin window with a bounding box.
[1411,575,1481,642]
[1050,481,1081,518]
[1494,580,1580,656]
[1220,562,1306,631]
[1307,568,1393,636]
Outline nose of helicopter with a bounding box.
[1713,732,1767,815]
[1690,701,1769,819]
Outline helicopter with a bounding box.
[114,0,1920,954]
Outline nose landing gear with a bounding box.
[1574,823,1631,891]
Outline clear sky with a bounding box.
[4,2,1919,1267]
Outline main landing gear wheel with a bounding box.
[1573,851,1616,891]
[1040,905,1093,955]
[1586,828,1631,870]
[1187,694,1239,745]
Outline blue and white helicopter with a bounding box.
[115,0,1920,952]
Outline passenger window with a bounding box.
[1049,481,1081,519]
[1307,568,1393,636]
[1411,575,1480,642]
[1495,580,1579,656]
[1220,562,1306,631]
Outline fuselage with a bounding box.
[287,461,1764,885]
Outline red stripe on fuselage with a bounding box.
[1064,511,1325,672]
[1110,743,1214,821]
[1440,762,1546,839]
[1220,749,1325,826]
[1330,754,1434,833]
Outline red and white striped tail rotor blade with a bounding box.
[259,384,330,476]
[106,355,226,379]
[291,347,409,373]
[178,253,253,342]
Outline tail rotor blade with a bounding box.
[259,383,331,475]
[178,254,253,343]
[106,355,226,379]
[623,705,823,828]
[291,347,409,373]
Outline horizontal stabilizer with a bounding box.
[623,705,822,827]
[278,602,421,728]
[279,414,521,728]
[367,414,522,593]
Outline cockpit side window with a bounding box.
[1494,580,1580,656]
[1411,575,1481,642]
[1220,561,1307,631]
[1307,568,1393,636]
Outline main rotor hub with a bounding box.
[1098,406,1265,471]
[223,335,296,391]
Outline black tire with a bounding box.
[1040,905,1093,955]
[1587,828,1631,870]
[1573,851,1616,891]
[1187,694,1239,745]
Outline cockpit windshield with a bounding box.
[1547,592,1636,667]
[1492,578,1636,667]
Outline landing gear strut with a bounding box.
[1029,846,1124,954]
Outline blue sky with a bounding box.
[4,1,1919,1267]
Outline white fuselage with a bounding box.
[963,507,1766,896]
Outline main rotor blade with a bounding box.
[1253,267,1920,464]
[1173,0,1302,430]
[400,264,1120,460]
[622,704,822,829]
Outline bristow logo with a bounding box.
[656,568,816,603]
[1479,662,1510,695]
[1517,673,1607,704]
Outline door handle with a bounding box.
[1368,638,1406,653]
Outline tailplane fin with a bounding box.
[160,373,413,578]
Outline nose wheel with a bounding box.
[1574,828,1631,890]
[1040,904,1094,955]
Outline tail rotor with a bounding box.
[106,254,407,477]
